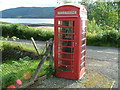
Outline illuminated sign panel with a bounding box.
[58,11,77,15]
[80,7,87,20]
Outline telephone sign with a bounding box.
[58,11,77,15]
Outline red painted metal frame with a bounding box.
[54,5,87,80]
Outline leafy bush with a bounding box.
[87,30,120,47]
[87,19,119,47]
[1,23,54,41]
[87,19,102,33]
[1,22,119,47]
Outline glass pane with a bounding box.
[82,40,85,45]
[81,63,85,69]
[62,34,74,40]
[62,21,73,26]
[58,27,61,33]
[58,41,74,47]
[58,47,74,53]
[58,47,61,52]
[58,53,74,59]
[62,41,72,46]
[58,21,61,26]
[60,28,74,33]
[58,21,73,26]
[82,20,86,32]
[58,66,71,72]
[81,57,85,62]
[82,45,85,51]
[62,47,74,53]
[58,60,73,65]
[58,41,61,46]
[82,33,85,38]
[58,34,74,40]
[81,50,85,57]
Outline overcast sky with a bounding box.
[0,0,59,11]
[0,0,117,11]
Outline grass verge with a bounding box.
[1,58,49,88]
[0,40,41,61]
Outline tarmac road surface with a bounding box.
[86,46,119,62]
[3,39,119,62]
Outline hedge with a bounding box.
[1,41,39,61]
[0,22,119,47]
[1,23,54,41]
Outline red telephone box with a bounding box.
[54,5,87,80]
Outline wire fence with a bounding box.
[0,37,54,89]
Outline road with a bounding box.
[86,46,119,62]
[4,39,119,62]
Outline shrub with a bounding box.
[87,19,119,47]
[1,22,119,47]
[87,30,119,47]
[1,23,54,41]
[87,19,102,33]
[102,30,120,47]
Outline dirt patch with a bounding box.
[87,59,118,88]
[29,69,114,88]
[80,70,114,88]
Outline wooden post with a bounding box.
[31,37,40,56]
[30,38,53,81]
[18,81,34,88]
[18,75,47,88]
[49,38,54,68]
[18,38,54,88]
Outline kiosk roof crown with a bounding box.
[54,5,87,18]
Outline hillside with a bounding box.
[1,7,55,18]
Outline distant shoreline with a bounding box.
[24,23,54,27]
[0,18,54,27]
[0,21,54,27]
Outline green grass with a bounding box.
[0,39,50,88]
[1,58,49,88]
[29,27,54,32]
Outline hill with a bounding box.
[1,7,55,18]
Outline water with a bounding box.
[0,18,54,24]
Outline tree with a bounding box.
[88,2,118,30]
[57,0,118,30]
[57,0,73,4]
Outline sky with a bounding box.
[0,0,59,11]
[0,0,117,11]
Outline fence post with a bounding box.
[19,38,54,88]
[49,38,54,69]
[30,38,53,81]
[31,37,40,56]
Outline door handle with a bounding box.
[74,42,77,46]
[72,42,77,46]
